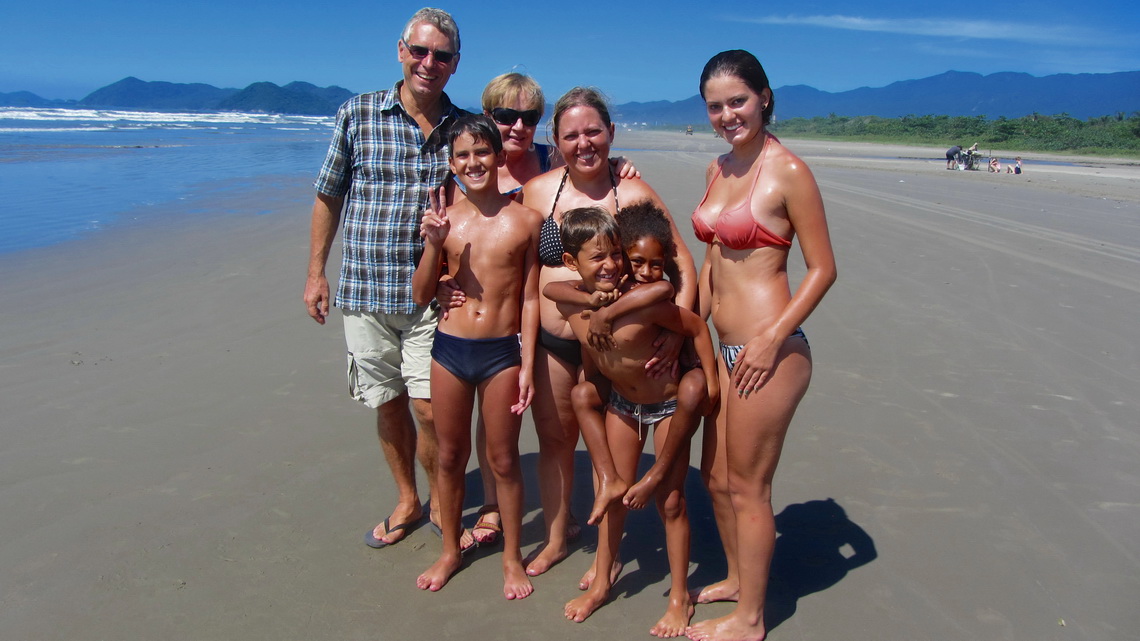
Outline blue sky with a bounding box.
[2,0,1137,107]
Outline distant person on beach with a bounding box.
[1007,156,1023,174]
[946,145,962,169]
[989,157,1001,173]
[412,114,541,599]
[303,7,473,552]
[687,50,836,641]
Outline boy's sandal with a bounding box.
[473,504,502,546]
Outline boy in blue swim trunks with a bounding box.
[412,114,542,600]
[553,206,719,635]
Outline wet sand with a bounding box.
[1,132,1137,640]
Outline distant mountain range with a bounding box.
[615,70,1140,124]
[3,71,1137,121]
[1,77,355,116]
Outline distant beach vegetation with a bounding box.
[766,112,1140,157]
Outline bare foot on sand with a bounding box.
[416,553,462,592]
[588,477,629,525]
[623,471,661,510]
[578,559,623,590]
[685,613,765,641]
[565,585,609,622]
[689,579,739,604]
[503,561,534,600]
[651,595,695,638]
[524,541,567,577]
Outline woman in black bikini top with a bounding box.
[511,86,700,581]
[537,166,619,267]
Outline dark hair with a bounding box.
[699,50,775,126]
[616,200,681,289]
[552,87,612,139]
[560,206,620,257]
[447,113,503,157]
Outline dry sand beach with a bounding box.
[1,131,1137,640]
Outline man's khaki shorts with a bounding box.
[342,306,438,408]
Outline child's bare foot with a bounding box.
[588,476,629,525]
[416,553,462,592]
[689,579,739,604]
[651,594,695,638]
[685,613,766,641]
[578,559,623,590]
[523,541,567,577]
[623,470,662,510]
[564,585,609,622]
[503,561,534,600]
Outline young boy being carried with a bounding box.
[545,202,714,596]
[412,114,542,600]
[552,206,719,636]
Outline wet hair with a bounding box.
[447,114,503,157]
[560,207,620,258]
[616,200,681,288]
[402,7,460,53]
[552,87,612,139]
[481,72,545,115]
[699,50,774,126]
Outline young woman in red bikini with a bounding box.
[686,50,837,641]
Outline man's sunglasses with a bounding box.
[401,40,456,64]
[491,107,541,127]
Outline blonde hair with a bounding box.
[481,72,545,114]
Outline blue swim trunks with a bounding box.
[431,330,522,385]
[608,388,678,441]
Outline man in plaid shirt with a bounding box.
[304,7,472,551]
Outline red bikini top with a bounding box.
[691,134,792,251]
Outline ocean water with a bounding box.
[0,107,335,254]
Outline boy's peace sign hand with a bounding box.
[419,185,450,246]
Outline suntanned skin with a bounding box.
[556,233,718,637]
[516,103,699,578]
[686,72,836,641]
[549,238,715,600]
[301,20,461,549]
[411,132,541,600]
[443,92,640,544]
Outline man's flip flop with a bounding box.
[428,518,479,557]
[364,516,419,549]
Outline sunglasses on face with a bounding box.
[401,40,456,63]
[491,107,541,127]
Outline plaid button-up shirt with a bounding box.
[314,83,467,314]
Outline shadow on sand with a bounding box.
[460,451,876,630]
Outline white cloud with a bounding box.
[736,15,1099,46]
